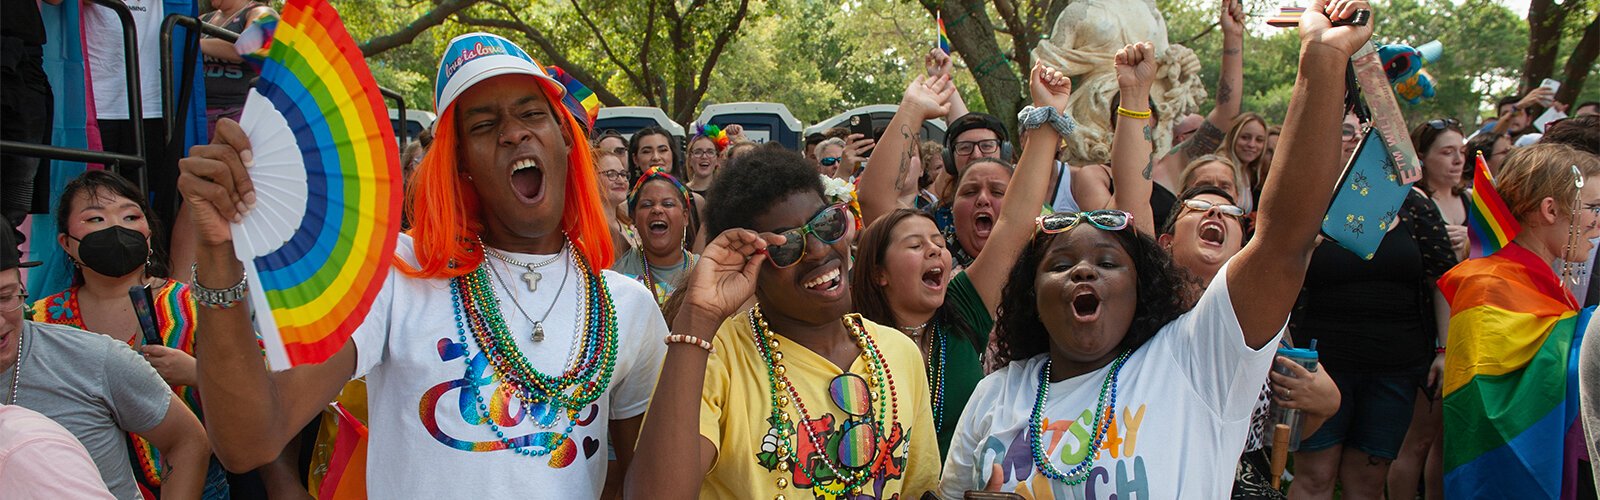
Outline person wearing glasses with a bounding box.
[594,129,630,158]
[938,2,1373,496]
[848,63,1075,458]
[1288,132,1458,499]
[0,214,211,500]
[1340,111,1364,165]
[685,132,725,199]
[814,137,847,178]
[594,148,637,255]
[627,147,940,499]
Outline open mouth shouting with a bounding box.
[921,265,946,291]
[1197,219,1228,247]
[509,157,546,205]
[972,210,996,239]
[646,219,671,237]
[1070,286,1102,322]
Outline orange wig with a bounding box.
[402,83,614,278]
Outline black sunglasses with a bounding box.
[1426,118,1460,130]
[766,204,851,268]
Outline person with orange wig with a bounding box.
[173,33,668,499]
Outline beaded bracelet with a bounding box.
[665,334,715,353]
[1116,106,1153,120]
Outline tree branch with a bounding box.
[358,0,482,57]
[1557,8,1599,106]
[1177,21,1221,46]
[566,0,646,100]
[685,0,751,124]
[453,15,627,107]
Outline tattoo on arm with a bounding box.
[1143,158,1154,180]
[894,125,912,191]
[1218,79,1234,106]
[1142,124,1154,143]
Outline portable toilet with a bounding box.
[805,104,948,144]
[696,102,804,150]
[593,106,686,142]
[389,109,437,147]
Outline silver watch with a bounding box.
[1017,105,1076,138]
[191,263,249,308]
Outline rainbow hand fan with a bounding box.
[232,0,401,370]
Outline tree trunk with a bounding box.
[934,0,1026,132]
[1557,9,1599,107]
[1520,0,1570,94]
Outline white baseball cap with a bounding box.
[433,33,563,114]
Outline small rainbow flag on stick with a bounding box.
[232,0,402,370]
[547,66,599,132]
[1466,153,1521,259]
[937,12,951,54]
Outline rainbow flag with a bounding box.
[547,65,599,132]
[937,12,951,54]
[1439,243,1590,499]
[317,402,368,500]
[1466,153,1521,258]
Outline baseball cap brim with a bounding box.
[434,33,565,115]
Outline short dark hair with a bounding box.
[1159,185,1236,236]
[1576,101,1600,114]
[944,113,1011,175]
[1541,115,1600,156]
[1496,95,1520,111]
[705,148,825,238]
[992,228,1191,367]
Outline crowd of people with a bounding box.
[4,0,1600,499]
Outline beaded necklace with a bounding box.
[637,249,689,306]
[1027,349,1131,485]
[448,249,620,458]
[925,322,948,433]
[6,328,22,405]
[750,306,901,498]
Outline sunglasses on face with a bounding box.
[1035,210,1132,234]
[820,157,842,167]
[766,204,851,268]
[1180,199,1246,218]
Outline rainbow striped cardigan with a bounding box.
[1439,242,1590,499]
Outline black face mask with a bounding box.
[71,226,149,277]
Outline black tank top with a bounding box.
[202,4,264,109]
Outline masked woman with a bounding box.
[612,167,699,307]
[30,170,231,497]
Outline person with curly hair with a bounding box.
[937,2,1374,495]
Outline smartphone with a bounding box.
[128,285,163,346]
[1541,78,1562,94]
[849,114,875,139]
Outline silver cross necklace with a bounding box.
[484,245,570,342]
[484,242,567,292]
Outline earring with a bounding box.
[1562,166,1584,286]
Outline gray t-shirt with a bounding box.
[4,321,171,499]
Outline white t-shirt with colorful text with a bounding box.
[939,262,1278,499]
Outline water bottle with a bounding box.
[1274,345,1320,452]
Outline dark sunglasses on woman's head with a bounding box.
[1426,118,1460,130]
[766,204,851,268]
[1035,210,1132,234]
[820,157,842,167]
[1180,199,1246,218]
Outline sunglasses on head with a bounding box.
[820,157,842,167]
[1035,210,1132,234]
[1181,199,1246,218]
[1426,118,1460,130]
[766,204,851,268]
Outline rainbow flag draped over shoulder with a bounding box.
[1439,242,1590,499]
[1467,153,1521,258]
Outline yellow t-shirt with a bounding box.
[699,310,940,500]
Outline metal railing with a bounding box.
[0,0,148,180]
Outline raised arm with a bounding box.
[1206,0,1246,131]
[1109,42,1159,235]
[181,119,358,470]
[138,395,210,500]
[1227,0,1373,349]
[927,48,970,124]
[966,64,1072,312]
[859,75,953,228]
[626,229,782,499]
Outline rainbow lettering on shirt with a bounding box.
[977,404,1150,499]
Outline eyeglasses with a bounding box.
[1426,118,1460,130]
[954,139,1001,156]
[766,204,851,268]
[599,170,627,181]
[1341,125,1360,141]
[1180,199,1246,218]
[691,148,718,158]
[0,288,27,313]
[819,157,842,167]
[1035,210,1132,234]
[609,147,628,156]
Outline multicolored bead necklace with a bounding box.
[750,306,900,498]
[1027,349,1132,485]
[925,322,948,433]
[637,248,690,307]
[448,247,619,458]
